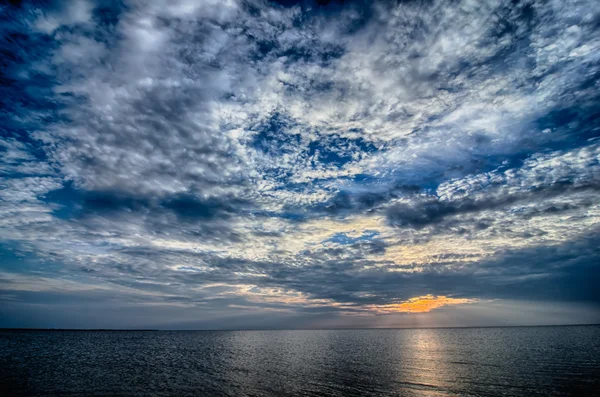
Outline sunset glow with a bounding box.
[371,295,478,314]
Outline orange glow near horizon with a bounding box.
[370,294,477,313]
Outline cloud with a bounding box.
[1,0,599,328]
[33,0,95,34]
[424,144,598,226]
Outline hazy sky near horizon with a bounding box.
[1,0,600,329]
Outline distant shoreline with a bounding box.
[1,323,599,332]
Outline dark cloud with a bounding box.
[44,184,250,225]
[387,180,600,230]
[255,229,600,306]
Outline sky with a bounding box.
[1,0,600,330]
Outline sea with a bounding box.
[1,325,599,396]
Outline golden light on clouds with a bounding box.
[370,295,477,314]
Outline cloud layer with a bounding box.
[1,0,600,328]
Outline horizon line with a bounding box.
[2,323,599,332]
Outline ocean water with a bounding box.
[1,326,599,396]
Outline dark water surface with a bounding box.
[1,326,599,396]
